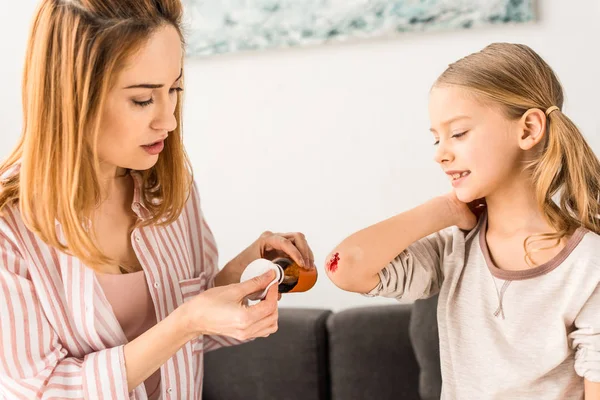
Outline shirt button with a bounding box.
[135,235,141,242]
[153,282,160,289]
[166,388,173,394]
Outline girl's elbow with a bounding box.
[323,250,367,292]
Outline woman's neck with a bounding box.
[98,165,130,199]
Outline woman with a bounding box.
[0,0,315,398]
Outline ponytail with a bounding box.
[524,109,600,265]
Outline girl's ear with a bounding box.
[518,108,547,150]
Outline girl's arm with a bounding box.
[585,379,600,400]
[325,194,474,294]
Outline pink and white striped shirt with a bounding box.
[0,171,241,399]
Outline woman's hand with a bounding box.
[442,191,486,231]
[124,272,278,391]
[181,270,279,340]
[215,231,316,290]
[254,231,315,268]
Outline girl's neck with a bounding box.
[484,177,554,237]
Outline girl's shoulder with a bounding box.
[572,228,600,278]
[577,227,600,252]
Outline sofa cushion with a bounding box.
[327,304,420,400]
[203,308,331,400]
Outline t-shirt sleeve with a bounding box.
[364,227,456,301]
[571,283,600,382]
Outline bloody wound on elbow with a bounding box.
[326,252,340,273]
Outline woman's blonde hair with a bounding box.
[0,0,192,271]
[435,42,600,265]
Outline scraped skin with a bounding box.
[324,245,373,291]
[326,252,340,273]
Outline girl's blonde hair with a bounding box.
[436,42,600,265]
[0,0,192,271]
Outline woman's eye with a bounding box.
[451,131,467,139]
[133,98,154,107]
[133,87,182,106]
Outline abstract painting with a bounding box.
[183,0,534,57]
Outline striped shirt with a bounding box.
[0,171,242,399]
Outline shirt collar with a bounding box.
[129,170,151,220]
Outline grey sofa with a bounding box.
[204,295,441,400]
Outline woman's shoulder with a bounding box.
[0,203,29,265]
[0,200,24,237]
[182,179,203,212]
[0,162,23,231]
[168,179,208,232]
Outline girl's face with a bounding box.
[96,24,183,176]
[428,85,526,204]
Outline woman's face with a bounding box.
[96,24,183,176]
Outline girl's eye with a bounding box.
[133,98,153,107]
[170,87,184,94]
[433,131,467,145]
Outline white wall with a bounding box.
[1,1,599,311]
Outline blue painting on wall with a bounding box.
[183,0,534,57]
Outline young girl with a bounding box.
[325,43,600,399]
[0,0,315,398]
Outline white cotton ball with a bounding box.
[240,258,284,301]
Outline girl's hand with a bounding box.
[442,192,486,231]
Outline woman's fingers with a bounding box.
[280,232,314,267]
[244,285,279,337]
[263,232,314,268]
[245,284,278,319]
[247,312,279,338]
[264,234,306,267]
[236,270,276,300]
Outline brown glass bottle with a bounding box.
[272,257,317,293]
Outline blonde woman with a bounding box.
[326,43,600,399]
[0,0,315,398]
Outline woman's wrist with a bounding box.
[215,251,252,287]
[172,301,204,340]
[123,305,201,390]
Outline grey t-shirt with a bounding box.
[367,214,600,399]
